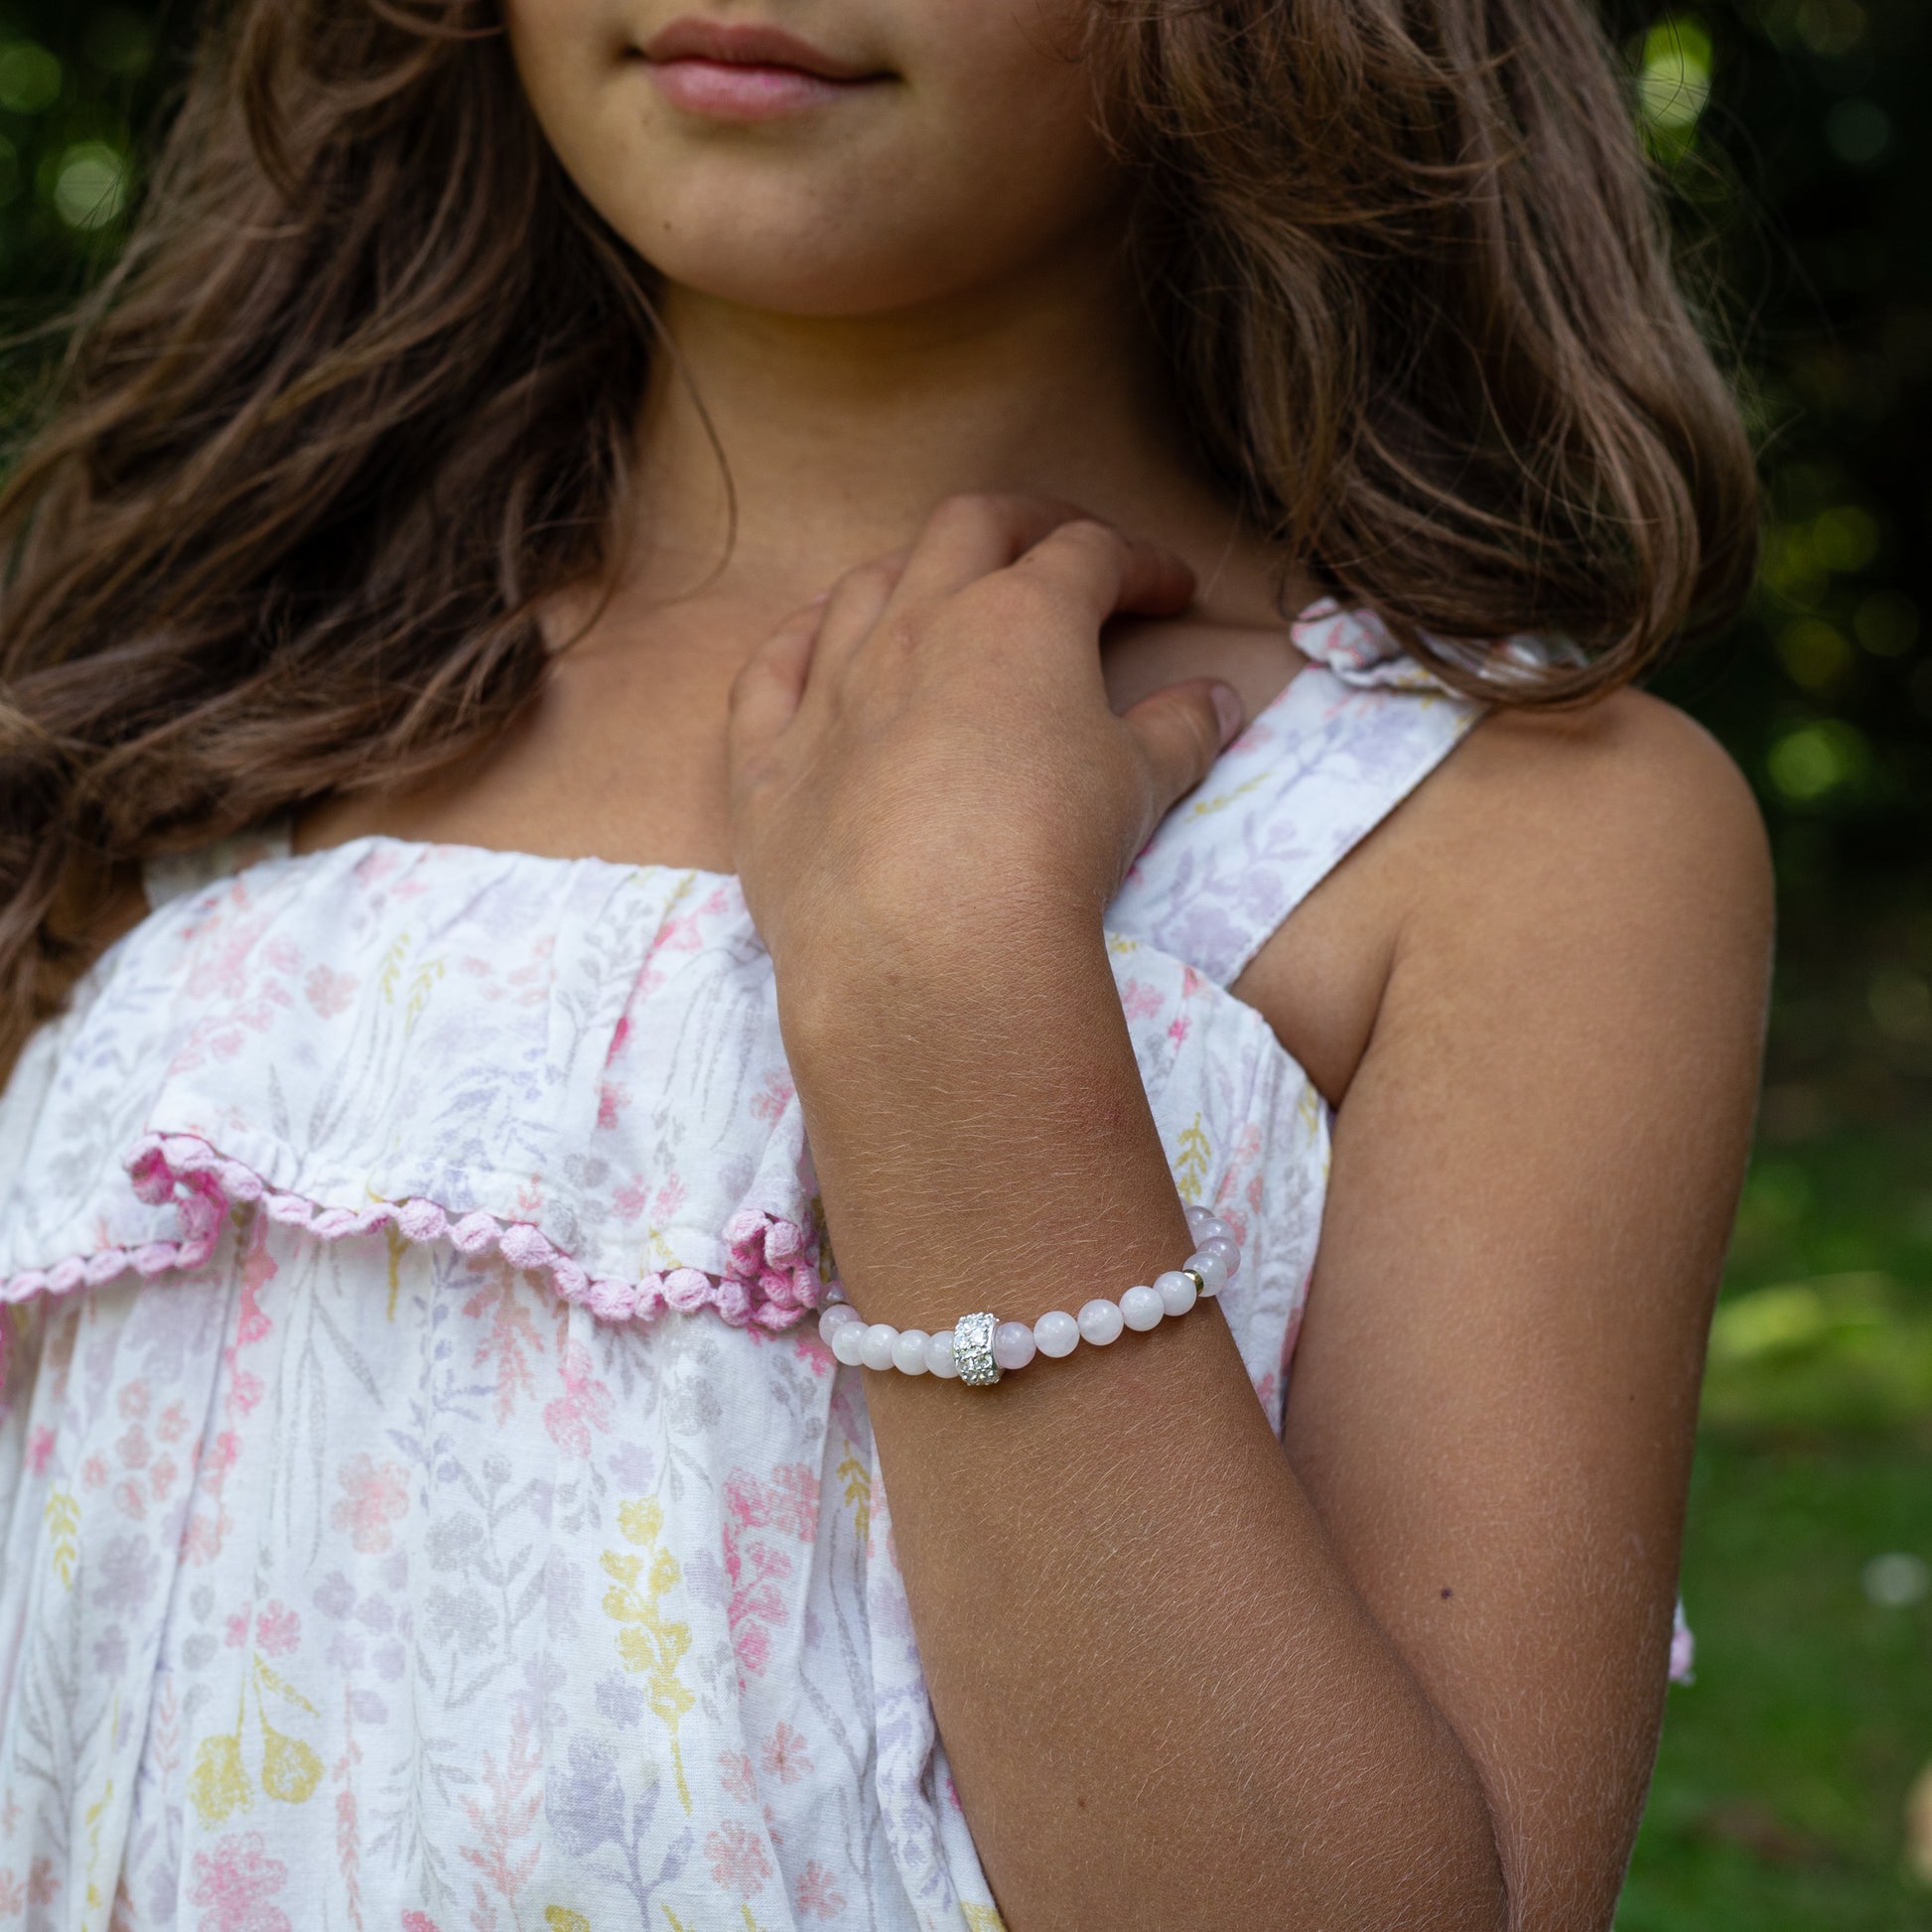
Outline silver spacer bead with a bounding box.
[952,1311,1002,1386]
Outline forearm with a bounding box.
[783,915,1508,1931]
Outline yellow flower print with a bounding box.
[835,1453,871,1552]
[43,1491,77,1589]
[962,1908,1009,1931]
[187,1655,324,1829]
[543,1910,592,1932]
[1173,1113,1211,1203]
[603,1497,696,1813]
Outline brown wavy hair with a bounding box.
[0,0,1757,1068]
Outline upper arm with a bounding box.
[1279,691,1772,1928]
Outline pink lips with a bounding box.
[640,18,890,122]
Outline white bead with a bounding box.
[1077,1298,1125,1345]
[860,1322,899,1371]
[993,1321,1036,1371]
[1186,1249,1228,1295]
[925,1329,960,1377]
[1184,1203,1217,1239]
[1033,1310,1080,1358]
[832,1320,868,1367]
[1119,1284,1165,1331]
[817,1304,859,1346]
[1194,1213,1236,1248]
[892,1327,930,1375]
[1155,1269,1198,1317]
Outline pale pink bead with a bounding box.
[1033,1310,1080,1358]
[1186,1249,1229,1294]
[1184,1203,1218,1240]
[1193,1213,1236,1248]
[1076,1298,1125,1345]
[892,1328,930,1375]
[925,1329,960,1377]
[817,1305,859,1347]
[992,1321,1036,1371]
[1119,1284,1165,1331]
[860,1322,900,1371]
[1155,1270,1198,1317]
[1194,1234,1239,1278]
[832,1321,868,1367]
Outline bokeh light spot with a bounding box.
[0,41,62,114]
[51,140,127,230]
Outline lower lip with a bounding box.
[646,59,878,122]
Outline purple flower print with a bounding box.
[90,1532,159,1616]
[547,1737,625,1858]
[595,1672,644,1730]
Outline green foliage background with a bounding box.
[0,2,1926,1924]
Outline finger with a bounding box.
[1119,679,1246,823]
[806,548,910,680]
[892,491,1185,606]
[1009,516,1195,631]
[728,598,824,767]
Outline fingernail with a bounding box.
[1211,683,1245,747]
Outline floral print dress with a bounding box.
[0,605,1657,1931]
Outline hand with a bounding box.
[726,493,1245,976]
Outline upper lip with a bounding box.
[639,18,883,81]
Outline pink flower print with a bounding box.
[116,1422,150,1471]
[0,1859,60,1914]
[718,1748,757,1804]
[703,1821,771,1898]
[225,1608,251,1649]
[401,1916,443,1932]
[759,1723,812,1785]
[1167,1016,1191,1045]
[749,1070,794,1124]
[1119,978,1165,1021]
[611,1179,649,1225]
[596,1080,628,1131]
[304,964,359,1018]
[795,1861,846,1920]
[726,1463,819,1541]
[541,1342,615,1460]
[117,1378,151,1421]
[158,1401,192,1444]
[81,1454,107,1490]
[189,1831,291,1932]
[331,1454,410,1554]
[256,1600,301,1658]
[25,1427,53,1476]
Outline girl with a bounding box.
[0,0,1770,1926]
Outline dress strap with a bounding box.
[141,817,295,910]
[1105,603,1486,986]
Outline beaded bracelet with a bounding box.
[815,1205,1241,1388]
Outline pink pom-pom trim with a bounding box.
[0,1131,831,1340]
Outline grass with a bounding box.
[1617,1101,1932,1929]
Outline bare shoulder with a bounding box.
[1401,686,1774,971]
[1233,687,1772,1105]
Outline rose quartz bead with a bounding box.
[992,1321,1036,1371]
[860,1322,900,1371]
[1119,1284,1165,1332]
[1154,1269,1198,1317]
[832,1320,868,1367]
[1193,1213,1236,1248]
[1033,1310,1080,1358]
[925,1329,960,1378]
[818,1305,859,1347]
[1186,1249,1229,1294]
[1077,1298,1125,1345]
[892,1327,930,1375]
[1184,1204,1218,1240]
[1194,1234,1240,1278]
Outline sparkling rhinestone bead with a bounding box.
[952,1311,1002,1386]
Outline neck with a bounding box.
[617,234,1279,621]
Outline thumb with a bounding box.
[1120,679,1246,818]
